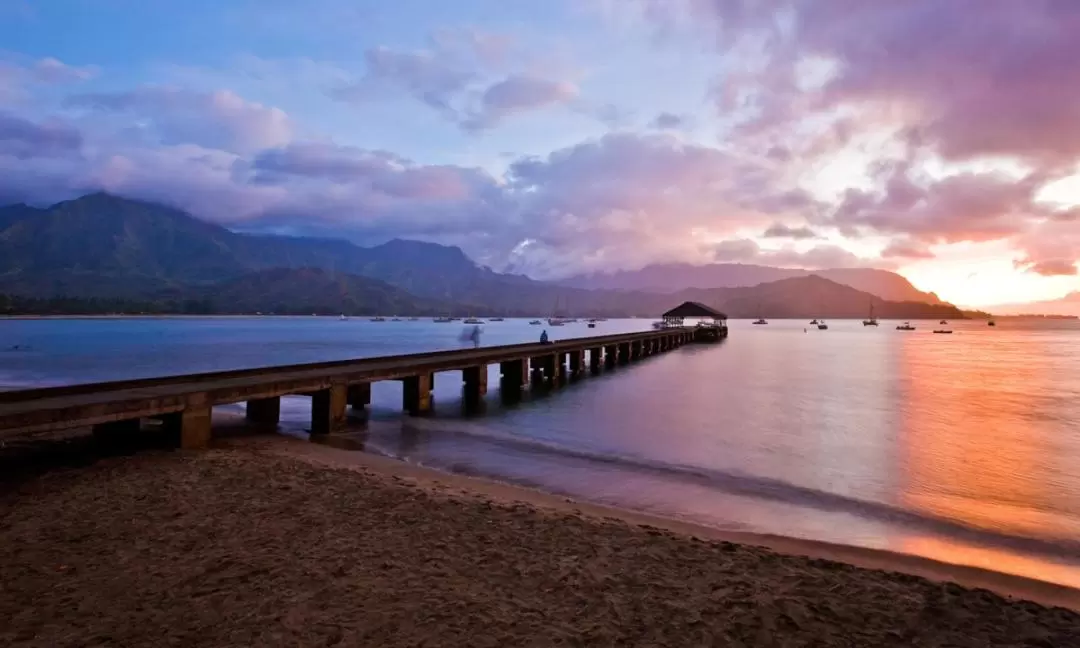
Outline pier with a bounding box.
[0,326,723,450]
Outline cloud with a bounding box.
[66,87,292,153]
[462,75,577,131]
[649,112,686,129]
[629,0,1080,274]
[880,239,934,260]
[332,39,578,132]
[332,46,475,117]
[712,238,871,269]
[31,58,99,84]
[1,56,98,104]
[830,168,1043,245]
[1015,258,1078,277]
[762,222,818,239]
[0,112,82,158]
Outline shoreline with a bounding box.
[270,436,1080,613]
[3,436,1079,645]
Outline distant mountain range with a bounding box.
[563,263,943,305]
[0,193,968,319]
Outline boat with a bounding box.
[587,322,596,328]
[752,319,768,325]
[489,317,504,322]
[896,322,916,331]
[863,304,878,326]
[817,321,828,330]
[988,320,997,327]
[529,320,542,325]
[433,316,453,323]
[933,329,953,334]
[370,316,386,322]
[463,317,483,324]
[809,319,819,325]
[339,314,348,321]
[939,320,948,325]
[547,296,568,326]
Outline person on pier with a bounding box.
[540,330,550,345]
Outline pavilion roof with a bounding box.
[661,301,727,319]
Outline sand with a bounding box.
[2,438,1079,647]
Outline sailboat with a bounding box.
[547,296,567,326]
[863,303,878,326]
[752,302,768,325]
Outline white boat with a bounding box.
[463,317,483,324]
[339,314,348,321]
[896,322,916,331]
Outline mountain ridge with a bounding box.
[0,193,964,318]
[563,262,942,304]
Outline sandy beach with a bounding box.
[2,437,1079,647]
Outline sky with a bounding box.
[2,0,1080,308]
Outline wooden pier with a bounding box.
[0,328,716,450]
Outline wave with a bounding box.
[399,418,1080,563]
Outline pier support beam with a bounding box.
[161,406,212,449]
[568,350,583,377]
[589,348,602,373]
[535,353,560,384]
[347,383,371,411]
[462,365,487,410]
[403,373,434,415]
[500,359,527,398]
[312,383,348,434]
[246,396,280,428]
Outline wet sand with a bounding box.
[2,437,1079,647]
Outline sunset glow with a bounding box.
[2,1,1080,309]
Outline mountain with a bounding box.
[0,193,554,305]
[563,262,943,304]
[671,275,964,320]
[165,267,458,315]
[0,193,962,318]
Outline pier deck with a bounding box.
[0,328,712,449]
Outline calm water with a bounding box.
[3,316,1080,589]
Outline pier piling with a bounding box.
[311,383,348,434]
[403,373,434,415]
[462,365,487,410]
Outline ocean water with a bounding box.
[3,315,1080,589]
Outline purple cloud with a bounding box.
[712,238,872,269]
[0,112,82,158]
[649,112,686,129]
[880,239,935,260]
[67,87,292,154]
[462,75,577,131]
[762,222,818,240]
[332,46,475,117]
